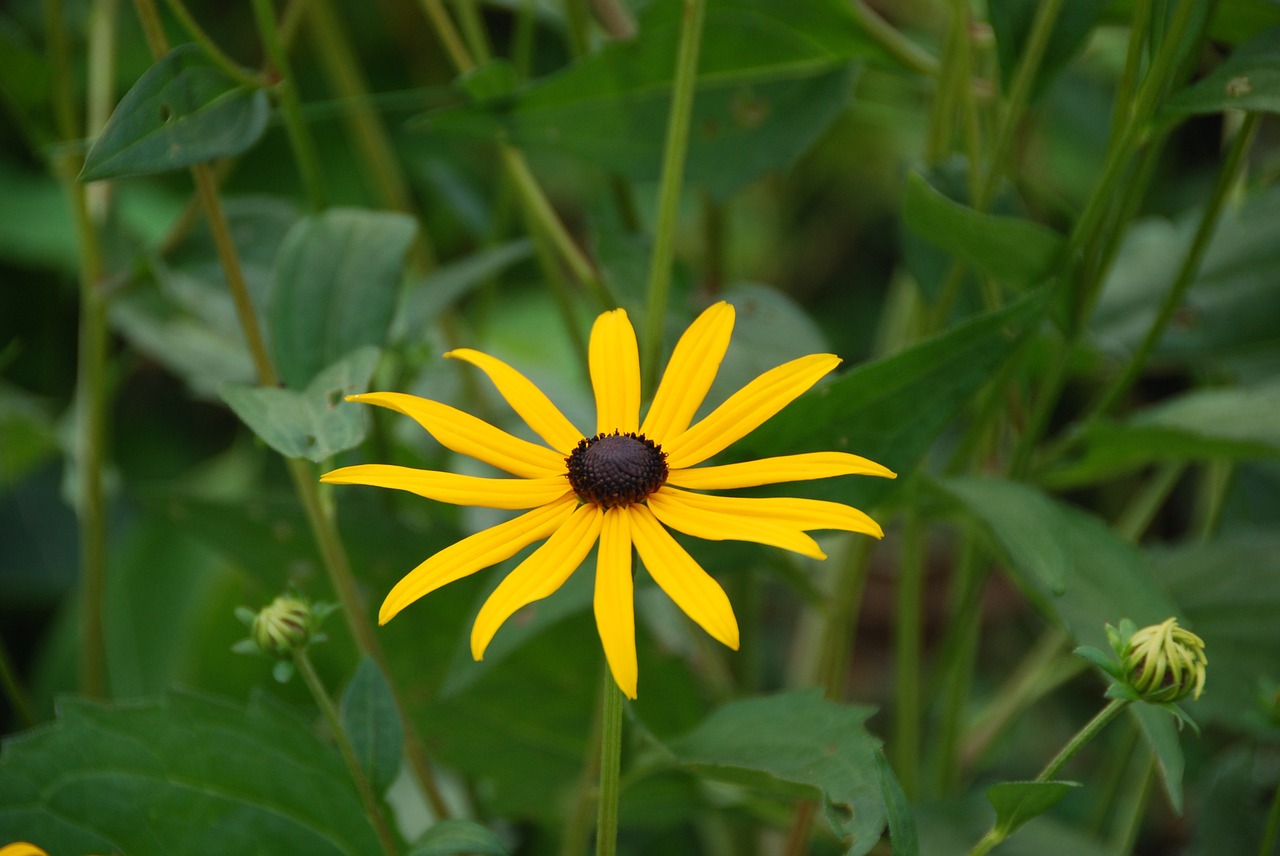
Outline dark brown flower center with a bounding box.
[566,432,668,509]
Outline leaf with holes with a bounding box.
[81,44,269,181]
[220,347,380,462]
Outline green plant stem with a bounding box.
[850,0,938,77]
[560,666,606,856]
[161,0,267,87]
[929,538,983,793]
[595,667,625,856]
[1116,462,1185,543]
[781,800,817,856]
[1087,112,1258,420]
[1107,0,1153,152]
[564,0,591,56]
[251,0,326,210]
[419,0,475,69]
[641,0,707,387]
[1107,751,1154,854]
[0,626,37,727]
[1196,461,1234,542]
[1259,771,1280,856]
[893,512,925,799]
[294,648,400,856]
[453,0,493,63]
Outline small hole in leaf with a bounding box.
[159,104,173,123]
[326,391,341,408]
[305,434,317,446]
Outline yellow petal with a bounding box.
[656,486,884,538]
[347,391,565,478]
[589,308,640,434]
[647,488,827,559]
[594,508,637,699]
[668,451,896,490]
[322,464,570,509]
[379,494,577,624]
[471,503,604,659]
[630,505,739,650]
[0,846,50,856]
[661,354,840,469]
[446,348,583,454]
[640,301,734,443]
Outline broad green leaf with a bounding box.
[0,380,57,487]
[0,690,384,856]
[735,291,1045,509]
[1165,26,1280,116]
[422,0,890,199]
[875,750,920,856]
[221,347,380,462]
[270,208,416,388]
[340,656,403,795]
[409,820,508,855]
[1045,381,1280,487]
[902,172,1063,288]
[1130,703,1187,814]
[81,44,269,181]
[666,690,887,856]
[390,239,533,342]
[990,0,1107,99]
[941,477,1180,651]
[986,780,1080,837]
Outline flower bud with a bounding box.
[251,595,315,658]
[1122,618,1207,703]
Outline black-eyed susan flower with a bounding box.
[322,302,894,697]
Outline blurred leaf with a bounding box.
[341,656,403,795]
[408,820,508,855]
[270,208,416,388]
[902,171,1063,288]
[736,291,1045,509]
[1046,381,1280,487]
[81,45,269,181]
[1130,703,1187,814]
[0,690,383,855]
[1165,26,1280,116]
[0,380,57,488]
[1206,0,1280,44]
[1188,748,1278,855]
[1157,530,1280,731]
[422,0,889,199]
[458,59,519,103]
[391,239,533,342]
[875,750,919,856]
[667,691,886,856]
[986,780,1080,838]
[221,347,380,462]
[989,0,1107,99]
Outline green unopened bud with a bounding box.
[1122,618,1207,703]
[251,595,314,658]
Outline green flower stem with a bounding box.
[820,536,875,697]
[595,667,625,856]
[419,0,476,70]
[893,512,925,799]
[0,635,36,727]
[251,0,327,211]
[1106,0,1153,152]
[1196,461,1234,542]
[564,0,591,57]
[294,648,400,856]
[560,672,606,856]
[1116,462,1186,543]
[641,0,707,387]
[1259,772,1280,856]
[1087,112,1259,420]
[970,698,1131,855]
[453,0,493,64]
[928,538,983,793]
[161,0,267,88]
[850,0,938,78]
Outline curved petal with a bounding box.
[589,309,640,434]
[647,488,826,559]
[667,452,896,490]
[447,348,583,453]
[594,508,637,699]
[347,391,565,478]
[471,503,604,659]
[322,464,570,509]
[630,505,739,650]
[640,301,734,444]
[378,494,577,624]
[654,486,883,538]
[661,354,841,469]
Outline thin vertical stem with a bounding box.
[930,539,984,793]
[1259,770,1280,856]
[0,636,36,727]
[595,667,625,856]
[564,0,591,56]
[295,649,400,856]
[849,0,938,77]
[641,0,707,387]
[160,0,265,86]
[893,512,925,799]
[452,0,493,63]
[1107,752,1154,854]
[419,0,475,70]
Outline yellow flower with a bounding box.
[1122,617,1207,702]
[323,303,894,697]
[0,844,50,856]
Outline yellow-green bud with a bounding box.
[1122,618,1207,703]
[251,595,314,657]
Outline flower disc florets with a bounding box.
[566,432,668,509]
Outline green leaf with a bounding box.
[0,690,384,855]
[220,347,380,462]
[736,291,1045,509]
[1130,703,1187,814]
[340,656,403,795]
[874,750,919,856]
[986,780,1081,837]
[81,44,269,181]
[422,0,889,199]
[390,239,533,342]
[408,820,509,855]
[989,0,1107,100]
[270,208,416,388]
[666,690,887,856]
[1165,26,1280,116]
[902,172,1064,288]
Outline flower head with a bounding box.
[323,303,894,697]
[1121,617,1207,702]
